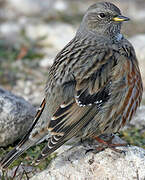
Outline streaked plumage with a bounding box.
[0,2,143,169]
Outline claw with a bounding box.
[93,135,128,153]
[85,148,94,154]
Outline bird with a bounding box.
[0,2,143,169]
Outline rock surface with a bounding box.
[30,136,145,180]
[0,87,36,147]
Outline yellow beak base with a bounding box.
[113,15,130,22]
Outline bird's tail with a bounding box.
[0,99,46,170]
[0,144,31,170]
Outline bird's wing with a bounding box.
[35,44,117,163]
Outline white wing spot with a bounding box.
[60,104,67,108]
[38,107,42,111]
[76,98,86,107]
[51,116,56,120]
[95,100,103,104]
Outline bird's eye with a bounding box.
[98,13,106,18]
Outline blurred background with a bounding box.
[0,0,145,177]
[0,0,145,105]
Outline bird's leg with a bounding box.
[93,135,127,153]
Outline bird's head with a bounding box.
[77,2,130,40]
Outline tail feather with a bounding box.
[0,99,46,170]
[35,106,96,165]
[35,136,66,165]
[18,98,46,147]
[0,146,28,169]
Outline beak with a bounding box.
[113,15,130,22]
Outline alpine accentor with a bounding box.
[0,2,143,169]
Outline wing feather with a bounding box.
[35,43,118,163]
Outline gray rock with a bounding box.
[0,87,36,147]
[30,136,145,180]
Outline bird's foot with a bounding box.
[92,135,127,153]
